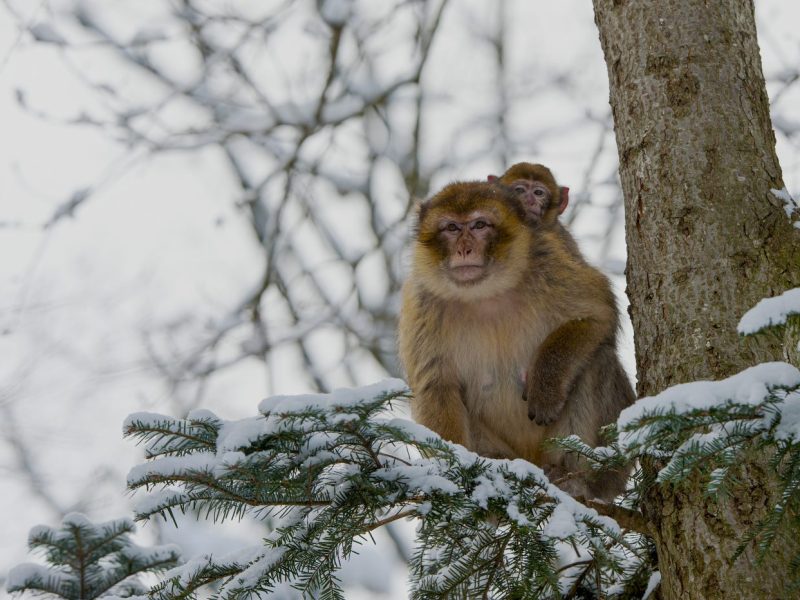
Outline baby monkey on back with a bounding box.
[490,162,582,259]
[398,163,634,500]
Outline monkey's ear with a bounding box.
[415,198,431,222]
[558,186,569,214]
[487,174,498,182]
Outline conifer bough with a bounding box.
[122,380,652,599]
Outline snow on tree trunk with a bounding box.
[592,1,800,598]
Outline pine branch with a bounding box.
[618,359,800,576]
[119,379,653,598]
[7,514,180,600]
[572,496,650,535]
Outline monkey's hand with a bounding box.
[524,367,567,426]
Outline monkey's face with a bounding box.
[505,178,553,222]
[413,182,531,301]
[495,162,568,226]
[436,210,497,284]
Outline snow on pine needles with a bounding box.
[122,379,651,599]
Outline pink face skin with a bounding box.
[438,210,496,283]
[508,179,552,221]
[487,175,569,224]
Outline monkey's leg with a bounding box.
[525,318,610,426]
[543,353,634,501]
[538,381,599,501]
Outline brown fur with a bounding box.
[398,179,634,501]
[496,161,583,260]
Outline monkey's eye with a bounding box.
[514,185,526,194]
[445,223,460,232]
[533,188,546,197]
[472,220,489,230]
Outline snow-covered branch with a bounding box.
[6,513,181,600]
[123,380,652,599]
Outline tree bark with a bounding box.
[592,1,800,598]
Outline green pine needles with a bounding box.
[6,513,180,599]
[610,300,800,573]
[121,381,651,599]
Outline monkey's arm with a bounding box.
[398,285,471,446]
[525,317,612,426]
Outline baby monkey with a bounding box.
[490,161,582,259]
[398,173,634,500]
[488,162,568,226]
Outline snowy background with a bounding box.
[2,1,800,597]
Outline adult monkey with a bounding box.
[398,180,634,500]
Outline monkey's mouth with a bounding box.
[449,265,487,283]
[526,202,543,218]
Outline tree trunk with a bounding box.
[592,1,800,598]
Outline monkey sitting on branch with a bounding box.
[397,165,634,501]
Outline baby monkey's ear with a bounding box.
[557,186,569,214]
